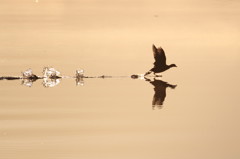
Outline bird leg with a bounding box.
[154,73,162,77]
[144,71,152,76]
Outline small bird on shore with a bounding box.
[144,45,177,76]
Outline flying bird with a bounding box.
[145,45,177,76]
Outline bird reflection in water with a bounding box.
[146,78,177,109]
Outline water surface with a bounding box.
[0,0,240,159]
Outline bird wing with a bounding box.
[152,45,166,67]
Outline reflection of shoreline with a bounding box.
[146,78,177,109]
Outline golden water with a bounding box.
[0,0,240,158]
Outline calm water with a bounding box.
[0,0,240,159]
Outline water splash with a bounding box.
[22,79,35,87]
[43,67,61,79]
[131,74,145,80]
[22,69,33,78]
[22,69,38,79]
[43,78,61,88]
[76,77,84,86]
[76,69,84,78]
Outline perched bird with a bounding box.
[145,45,177,76]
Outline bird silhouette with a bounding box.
[145,45,177,76]
[146,78,177,109]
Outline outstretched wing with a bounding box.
[152,45,166,67]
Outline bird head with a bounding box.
[170,64,177,67]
